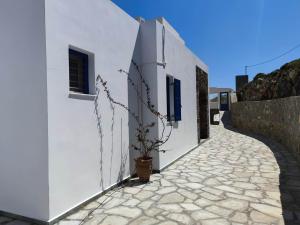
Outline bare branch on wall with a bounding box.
[96,61,173,159]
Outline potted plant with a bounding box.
[96,60,172,182]
[133,123,158,182]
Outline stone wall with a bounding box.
[231,96,300,161]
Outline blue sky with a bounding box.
[112,0,300,89]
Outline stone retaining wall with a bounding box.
[231,96,300,161]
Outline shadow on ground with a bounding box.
[221,111,300,225]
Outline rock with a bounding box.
[83,214,106,225]
[157,222,178,225]
[177,188,198,200]
[122,199,141,207]
[266,191,281,200]
[230,212,248,223]
[129,216,159,225]
[195,198,213,207]
[200,192,223,201]
[203,178,221,186]
[217,198,249,211]
[180,203,200,211]
[159,192,185,204]
[201,218,230,225]
[83,201,100,210]
[138,200,154,210]
[105,206,142,218]
[238,59,300,101]
[191,210,219,220]
[123,187,141,194]
[157,187,177,195]
[101,215,128,225]
[202,187,223,196]
[245,190,263,198]
[161,179,173,186]
[135,190,154,200]
[250,210,278,223]
[261,198,281,207]
[67,210,90,220]
[250,203,282,218]
[157,204,183,213]
[145,208,162,217]
[226,192,259,202]
[166,213,192,225]
[215,185,242,194]
[103,197,126,209]
[97,196,112,204]
[205,205,233,217]
[232,182,257,190]
[184,183,204,189]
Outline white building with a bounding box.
[209,87,235,111]
[0,0,209,224]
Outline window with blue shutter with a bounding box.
[166,76,171,121]
[174,79,182,121]
[69,49,89,94]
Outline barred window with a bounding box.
[69,49,89,94]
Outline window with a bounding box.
[166,75,182,122]
[69,49,89,94]
[220,92,228,105]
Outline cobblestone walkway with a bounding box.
[2,116,300,225]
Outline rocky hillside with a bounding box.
[238,58,300,101]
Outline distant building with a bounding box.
[236,75,249,91]
[209,87,234,111]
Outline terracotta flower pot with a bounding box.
[136,157,152,182]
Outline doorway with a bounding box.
[196,67,209,143]
[220,92,229,111]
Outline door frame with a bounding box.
[219,92,229,111]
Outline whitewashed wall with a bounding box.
[0,0,49,221]
[45,0,139,220]
[141,19,208,170]
[139,20,161,170]
[157,20,208,169]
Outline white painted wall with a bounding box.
[127,28,143,174]
[209,88,234,111]
[157,20,208,169]
[142,19,208,169]
[0,0,49,221]
[139,20,161,170]
[210,101,220,110]
[44,0,140,220]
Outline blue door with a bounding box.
[220,92,229,111]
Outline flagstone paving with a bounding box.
[2,115,300,225]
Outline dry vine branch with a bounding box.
[120,60,172,148]
[96,61,173,158]
[94,77,105,189]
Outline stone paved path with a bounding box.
[2,114,300,225]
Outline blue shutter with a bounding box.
[166,76,171,121]
[174,79,181,121]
